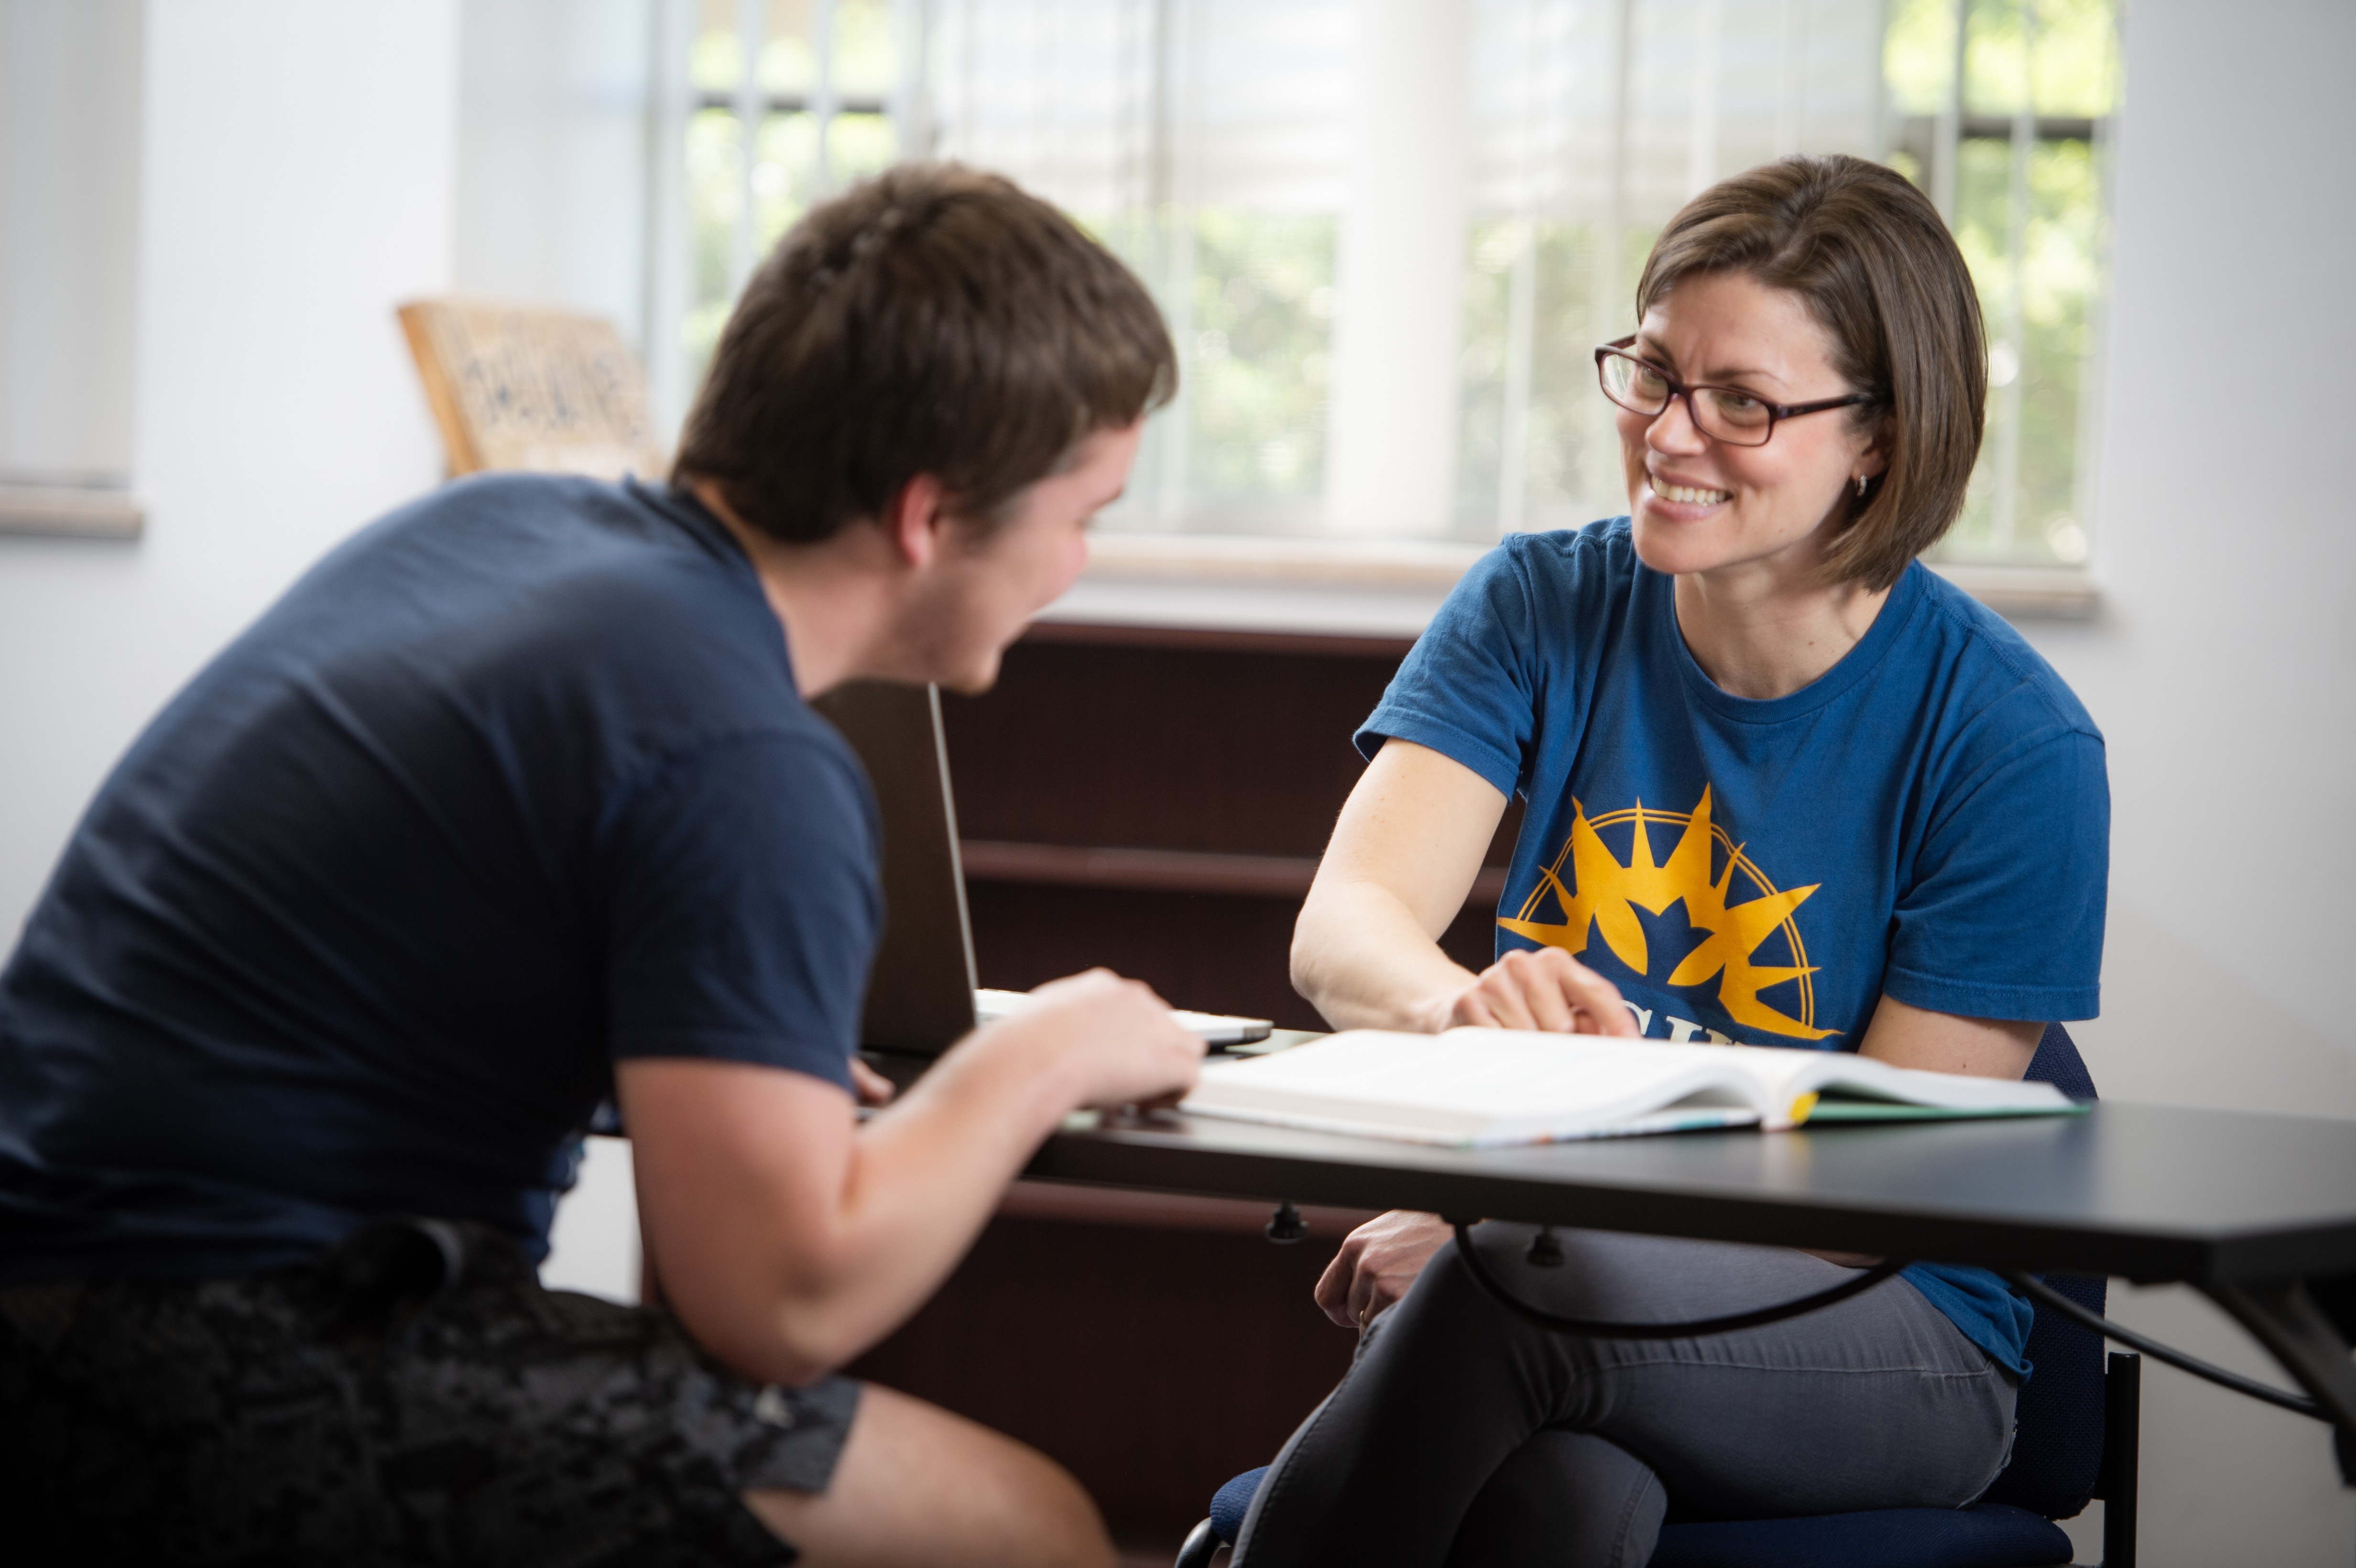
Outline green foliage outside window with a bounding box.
[671,0,2118,562]
[1179,211,1336,509]
[1887,0,2118,119]
[680,2,901,390]
[1887,0,2120,567]
[1454,220,1657,538]
[682,108,752,364]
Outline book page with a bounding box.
[1602,1036,2079,1118]
[1182,1030,2078,1145]
[1186,1030,1768,1138]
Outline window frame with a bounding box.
[637,0,2110,615]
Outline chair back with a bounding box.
[396,297,665,481]
[1974,1022,2106,1519]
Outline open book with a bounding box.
[1178,1029,2082,1148]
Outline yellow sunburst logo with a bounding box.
[1497,786,1836,1040]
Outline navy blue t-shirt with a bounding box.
[1360,519,2109,1373]
[0,474,880,1281]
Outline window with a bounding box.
[1887,0,2118,570]
[644,0,2118,574]
[669,0,928,396]
[0,0,144,538]
[933,0,1358,534]
[1451,0,1887,541]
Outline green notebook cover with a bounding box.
[1801,1098,2090,1124]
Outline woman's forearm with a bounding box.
[1291,876,1482,1032]
[1290,740,1511,1033]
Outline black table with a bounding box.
[1003,1058,2356,1484]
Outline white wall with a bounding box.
[0,0,459,936]
[1322,0,1467,536]
[2043,4,2356,1128]
[2015,0,2356,1558]
[453,0,654,346]
[0,0,143,483]
[0,0,2349,1555]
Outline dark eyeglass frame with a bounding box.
[1593,336,1878,447]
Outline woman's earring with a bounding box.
[1855,473,1869,499]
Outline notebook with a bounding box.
[810,680,1273,1054]
[1178,1028,2082,1147]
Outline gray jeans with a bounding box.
[1233,1225,2018,1568]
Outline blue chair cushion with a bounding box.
[1980,1268,2105,1517]
[1206,1471,2071,1567]
[1647,1505,2073,1568]
[1210,1465,1268,1543]
[1978,1024,2105,1521]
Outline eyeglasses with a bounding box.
[1593,337,1877,447]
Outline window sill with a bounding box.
[1049,533,1468,640]
[1922,562,2099,620]
[1068,532,2099,628]
[1081,530,1485,590]
[0,485,144,539]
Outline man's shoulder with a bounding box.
[352,472,748,599]
[308,473,794,735]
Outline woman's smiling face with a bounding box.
[1618,269,1887,582]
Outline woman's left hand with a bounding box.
[1315,1210,1455,1328]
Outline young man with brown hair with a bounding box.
[0,164,1197,1566]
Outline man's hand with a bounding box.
[986,969,1206,1110]
[1430,947,1637,1037]
[1314,1210,1455,1328]
[849,1056,897,1108]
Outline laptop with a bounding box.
[810,680,1273,1055]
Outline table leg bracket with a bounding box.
[2202,1277,2356,1486]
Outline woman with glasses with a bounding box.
[1237,154,2108,1566]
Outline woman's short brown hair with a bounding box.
[1635,153,1985,589]
[675,163,1177,544]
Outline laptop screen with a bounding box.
[809,680,981,1055]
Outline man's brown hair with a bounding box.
[1636,154,1986,589]
[675,163,1177,544]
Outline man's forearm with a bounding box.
[628,974,1201,1389]
[691,1028,1083,1385]
[814,1032,1088,1347]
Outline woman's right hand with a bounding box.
[1314,1210,1457,1328]
[1429,946,1639,1036]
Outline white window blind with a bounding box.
[1457,0,1885,537]
[930,0,1360,533]
[641,0,2117,569]
[0,0,144,538]
[1887,0,2117,569]
[655,0,931,417]
[921,0,1891,543]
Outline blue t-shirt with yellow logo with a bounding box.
[1357,518,2108,1375]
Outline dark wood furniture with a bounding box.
[942,621,1517,1032]
[848,619,1503,1545]
[847,1185,1374,1546]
